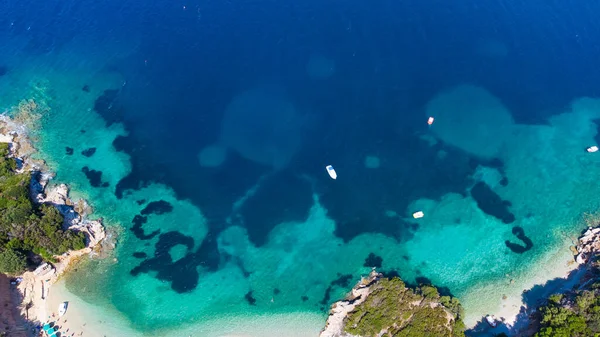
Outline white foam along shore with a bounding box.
[0,109,106,335]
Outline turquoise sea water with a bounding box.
[4,1,600,336]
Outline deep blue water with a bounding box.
[4,0,600,333]
[4,0,600,281]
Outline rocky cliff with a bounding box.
[321,270,465,337]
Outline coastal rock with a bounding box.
[43,183,70,205]
[575,226,600,265]
[320,270,381,337]
[71,219,106,248]
[1,113,105,249]
[320,271,465,337]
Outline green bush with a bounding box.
[0,145,86,271]
[0,248,27,274]
[535,289,600,337]
[343,277,465,337]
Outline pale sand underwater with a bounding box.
[45,279,324,337]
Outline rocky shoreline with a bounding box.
[320,223,600,337]
[0,110,106,336]
[574,225,600,265]
[320,270,382,337]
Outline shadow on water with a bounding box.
[465,264,588,337]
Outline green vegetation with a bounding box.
[534,282,600,337]
[343,277,465,337]
[0,142,85,274]
[0,248,27,274]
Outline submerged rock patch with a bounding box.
[505,226,533,253]
[81,166,109,188]
[132,252,147,258]
[363,253,383,268]
[141,200,173,215]
[130,231,197,293]
[245,291,257,305]
[94,89,124,126]
[81,147,97,157]
[321,274,353,305]
[470,181,515,223]
[130,215,160,240]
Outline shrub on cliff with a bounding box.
[343,277,465,337]
[0,248,27,274]
[534,284,600,337]
[0,144,86,267]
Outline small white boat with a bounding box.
[412,211,424,219]
[485,315,497,328]
[587,146,599,153]
[326,165,337,179]
[58,302,68,317]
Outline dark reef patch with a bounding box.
[141,200,173,216]
[363,253,383,268]
[301,295,309,302]
[321,274,353,305]
[470,181,515,223]
[65,147,73,155]
[302,126,487,243]
[81,167,109,188]
[505,226,533,253]
[136,199,146,205]
[236,170,312,247]
[0,65,7,77]
[130,215,160,240]
[412,276,453,297]
[94,89,125,126]
[244,291,257,305]
[273,288,280,295]
[381,270,401,279]
[81,147,97,157]
[130,231,197,293]
[82,85,90,93]
[132,252,147,259]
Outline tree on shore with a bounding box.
[0,142,85,271]
[0,248,27,274]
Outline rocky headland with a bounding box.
[0,106,106,336]
[320,222,600,337]
[320,270,465,337]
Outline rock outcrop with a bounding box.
[321,270,465,337]
[320,270,382,337]
[0,113,105,251]
[575,226,600,265]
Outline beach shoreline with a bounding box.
[0,109,107,337]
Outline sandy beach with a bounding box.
[13,248,100,336]
[42,281,325,337]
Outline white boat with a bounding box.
[58,302,68,317]
[412,211,424,219]
[485,315,497,328]
[326,165,337,179]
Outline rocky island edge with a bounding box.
[0,101,106,337]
